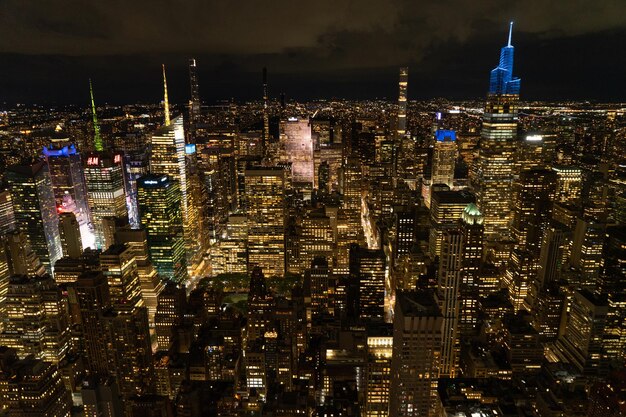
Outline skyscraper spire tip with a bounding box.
[89,78,103,151]
[508,21,514,47]
[162,64,171,127]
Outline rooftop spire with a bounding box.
[162,64,171,126]
[488,22,521,95]
[89,79,103,151]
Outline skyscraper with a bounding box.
[306,257,331,318]
[0,189,16,235]
[99,244,144,309]
[0,356,72,416]
[262,67,270,152]
[99,245,154,399]
[570,217,605,290]
[299,208,334,272]
[475,22,521,239]
[429,190,475,257]
[504,249,538,312]
[150,68,198,270]
[397,67,408,137]
[6,161,62,274]
[0,274,70,364]
[552,165,582,204]
[245,266,273,401]
[58,212,82,258]
[245,167,286,277]
[43,142,91,227]
[67,271,111,374]
[555,290,608,376]
[114,226,164,325]
[349,244,386,321]
[188,58,201,127]
[85,152,128,250]
[390,290,443,417]
[337,156,365,272]
[511,168,557,255]
[437,230,462,377]
[155,282,186,351]
[488,22,521,96]
[365,325,393,417]
[431,129,457,188]
[3,231,46,277]
[459,203,484,336]
[137,174,187,283]
[90,78,103,152]
[279,118,314,187]
[150,118,187,217]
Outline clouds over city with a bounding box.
[0,0,624,102]
[1,0,624,67]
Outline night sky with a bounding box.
[1,0,625,104]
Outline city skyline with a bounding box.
[0,5,624,416]
[1,5,625,104]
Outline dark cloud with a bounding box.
[0,0,624,103]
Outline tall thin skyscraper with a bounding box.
[397,67,408,136]
[6,161,62,274]
[262,67,270,152]
[151,67,197,269]
[188,58,201,127]
[475,22,521,239]
[337,156,364,272]
[437,230,462,377]
[459,203,484,336]
[137,174,187,283]
[0,190,16,235]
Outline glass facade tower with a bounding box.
[476,22,521,239]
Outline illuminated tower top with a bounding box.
[162,64,171,126]
[489,22,521,95]
[397,66,408,136]
[262,67,268,103]
[189,58,200,125]
[89,79,103,151]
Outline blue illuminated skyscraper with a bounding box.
[489,22,521,95]
[475,22,522,241]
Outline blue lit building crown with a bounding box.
[435,129,456,142]
[489,22,521,95]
